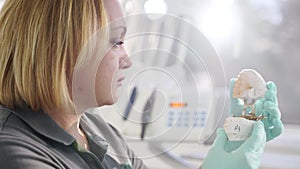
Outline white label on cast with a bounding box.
[224,117,255,141]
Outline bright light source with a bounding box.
[125,1,134,13]
[201,0,239,42]
[144,0,168,15]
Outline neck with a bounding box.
[47,108,89,149]
[46,108,86,144]
[47,108,81,131]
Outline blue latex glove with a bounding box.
[254,81,284,141]
[202,121,266,169]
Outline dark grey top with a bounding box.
[0,106,148,169]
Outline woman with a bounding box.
[0,0,283,169]
[0,0,146,168]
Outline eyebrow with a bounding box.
[112,26,127,35]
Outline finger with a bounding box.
[225,140,244,153]
[230,78,237,99]
[229,102,244,116]
[256,142,266,154]
[229,78,244,116]
[267,118,284,141]
[212,128,228,150]
[264,101,281,119]
[255,99,265,116]
[262,117,272,128]
[266,81,277,93]
[241,121,266,152]
[265,81,278,105]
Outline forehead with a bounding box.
[103,0,125,22]
[103,0,126,32]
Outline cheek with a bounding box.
[94,52,120,105]
[105,52,120,82]
[97,55,119,86]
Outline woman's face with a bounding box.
[95,0,132,106]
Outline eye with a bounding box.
[112,41,124,48]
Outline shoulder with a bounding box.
[0,108,51,168]
[0,107,79,169]
[0,107,56,165]
[0,107,31,139]
[0,132,61,169]
[0,107,42,143]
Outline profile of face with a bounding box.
[95,0,132,106]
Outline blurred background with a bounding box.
[119,0,300,124]
[1,0,298,168]
[114,0,300,168]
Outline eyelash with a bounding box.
[112,41,124,48]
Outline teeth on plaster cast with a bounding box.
[233,69,267,99]
[225,69,267,141]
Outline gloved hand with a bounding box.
[225,79,284,152]
[201,121,266,169]
[225,78,246,152]
[254,81,284,141]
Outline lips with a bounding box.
[117,76,125,82]
[117,76,125,87]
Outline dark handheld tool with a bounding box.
[141,89,156,140]
[123,86,137,120]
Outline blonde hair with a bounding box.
[0,0,107,112]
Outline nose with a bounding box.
[119,47,132,69]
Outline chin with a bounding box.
[107,98,118,105]
[98,96,118,106]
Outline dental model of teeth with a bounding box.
[233,69,267,100]
[224,69,267,141]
